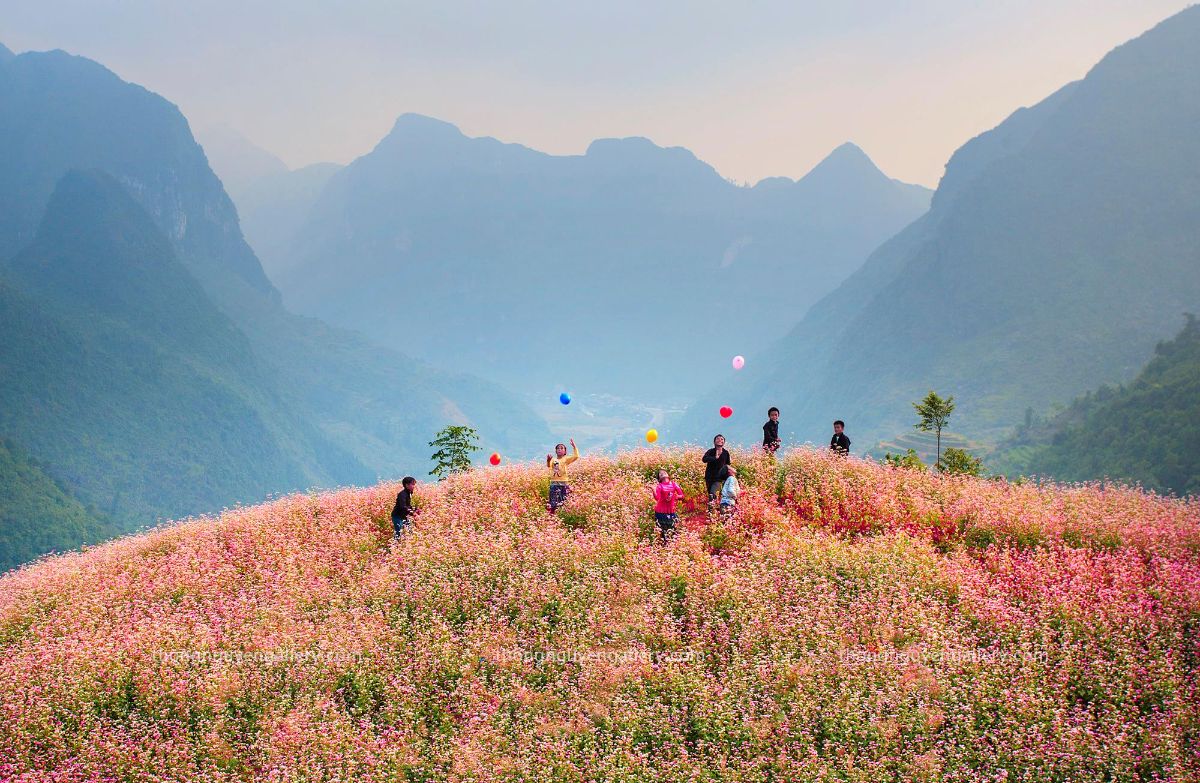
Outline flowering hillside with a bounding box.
[2,449,1198,781]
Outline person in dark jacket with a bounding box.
[762,407,781,454]
[830,420,850,456]
[391,476,417,537]
[702,434,732,504]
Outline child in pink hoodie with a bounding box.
[652,469,686,544]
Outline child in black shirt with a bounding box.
[391,476,417,537]
[762,407,781,454]
[830,421,850,456]
[701,434,732,504]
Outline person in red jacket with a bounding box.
[652,468,686,543]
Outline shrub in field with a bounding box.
[937,447,985,477]
[884,447,927,471]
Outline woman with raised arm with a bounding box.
[546,437,580,513]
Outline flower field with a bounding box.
[1,448,1198,781]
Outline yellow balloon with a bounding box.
[645,429,659,443]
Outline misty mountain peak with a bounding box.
[585,136,691,162]
[750,176,795,191]
[0,42,14,63]
[805,142,883,180]
[584,136,721,182]
[199,124,287,196]
[386,113,467,142]
[752,142,893,192]
[368,113,482,164]
[365,113,548,174]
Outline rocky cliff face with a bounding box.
[0,49,276,298]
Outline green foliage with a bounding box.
[0,437,120,573]
[937,447,985,477]
[998,315,1200,495]
[699,522,730,553]
[336,668,387,721]
[667,575,689,624]
[913,391,955,466]
[428,425,480,480]
[962,526,997,550]
[883,448,927,471]
[557,510,590,531]
[913,391,955,435]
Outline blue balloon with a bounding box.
[559,392,572,405]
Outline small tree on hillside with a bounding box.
[937,447,984,477]
[913,390,955,469]
[429,425,480,480]
[884,448,927,471]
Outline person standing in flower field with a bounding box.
[391,476,417,537]
[652,468,686,544]
[546,438,580,513]
[762,407,782,454]
[720,466,740,517]
[702,434,731,506]
[830,420,851,456]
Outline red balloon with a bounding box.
[489,453,501,466]
[719,406,733,418]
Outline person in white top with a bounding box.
[720,466,740,517]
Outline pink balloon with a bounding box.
[732,355,745,370]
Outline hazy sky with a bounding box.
[2,1,1192,186]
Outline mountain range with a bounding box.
[0,47,549,569]
[679,5,1200,450]
[266,114,931,397]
